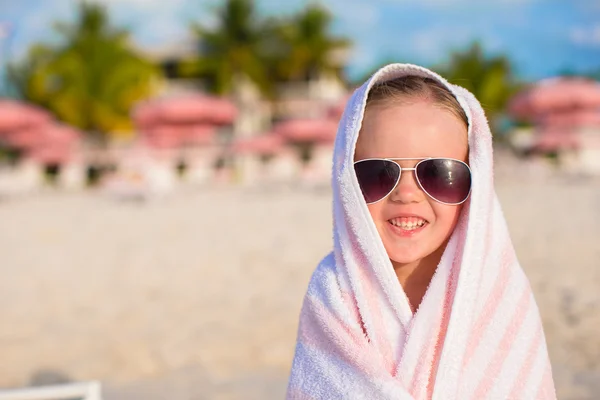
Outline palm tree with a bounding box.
[435,42,520,133]
[184,1,352,95]
[185,0,270,95]
[272,4,351,82]
[8,2,159,140]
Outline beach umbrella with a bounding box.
[0,99,52,132]
[274,118,338,144]
[230,134,284,155]
[3,128,38,148]
[27,145,75,164]
[133,95,237,128]
[537,110,600,127]
[5,124,80,149]
[6,124,82,165]
[141,135,182,149]
[508,78,600,120]
[133,95,234,151]
[181,125,217,146]
[142,123,216,149]
[532,128,580,152]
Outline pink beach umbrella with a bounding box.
[532,128,580,152]
[4,128,39,148]
[13,124,82,164]
[141,126,184,149]
[132,103,156,128]
[43,125,80,150]
[537,110,600,127]
[230,134,284,155]
[508,78,600,120]
[274,119,339,144]
[5,124,80,149]
[133,95,233,151]
[142,124,216,149]
[28,145,75,164]
[0,99,52,132]
[133,95,237,128]
[181,125,217,146]
[140,134,181,150]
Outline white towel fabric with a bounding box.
[286,64,556,399]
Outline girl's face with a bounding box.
[355,100,469,267]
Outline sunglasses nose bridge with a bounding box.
[388,166,426,204]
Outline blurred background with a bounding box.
[0,0,599,399]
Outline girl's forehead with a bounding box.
[356,102,468,161]
[354,105,468,161]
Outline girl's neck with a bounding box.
[392,244,446,313]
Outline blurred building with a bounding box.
[125,40,350,190]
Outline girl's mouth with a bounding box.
[387,217,428,237]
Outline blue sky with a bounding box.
[0,0,599,82]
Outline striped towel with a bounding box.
[286,64,556,399]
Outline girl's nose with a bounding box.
[388,168,425,204]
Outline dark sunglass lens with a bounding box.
[416,159,471,204]
[354,160,400,203]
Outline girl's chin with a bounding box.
[388,254,424,266]
[383,245,425,266]
[385,241,448,268]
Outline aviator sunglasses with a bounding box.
[353,157,472,205]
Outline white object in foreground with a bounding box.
[0,381,101,400]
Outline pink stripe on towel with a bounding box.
[471,287,532,399]
[357,263,396,373]
[462,243,513,368]
[508,325,543,399]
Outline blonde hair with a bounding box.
[365,76,469,129]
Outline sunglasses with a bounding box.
[353,157,472,205]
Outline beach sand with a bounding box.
[1,153,599,399]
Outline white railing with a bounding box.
[0,381,101,400]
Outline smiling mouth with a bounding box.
[388,217,428,231]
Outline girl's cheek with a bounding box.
[367,202,383,220]
[436,205,462,234]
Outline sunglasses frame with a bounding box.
[353,157,472,206]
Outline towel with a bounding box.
[286,64,556,400]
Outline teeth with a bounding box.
[390,217,426,230]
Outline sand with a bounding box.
[0,153,599,399]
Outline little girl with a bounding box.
[286,64,556,399]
